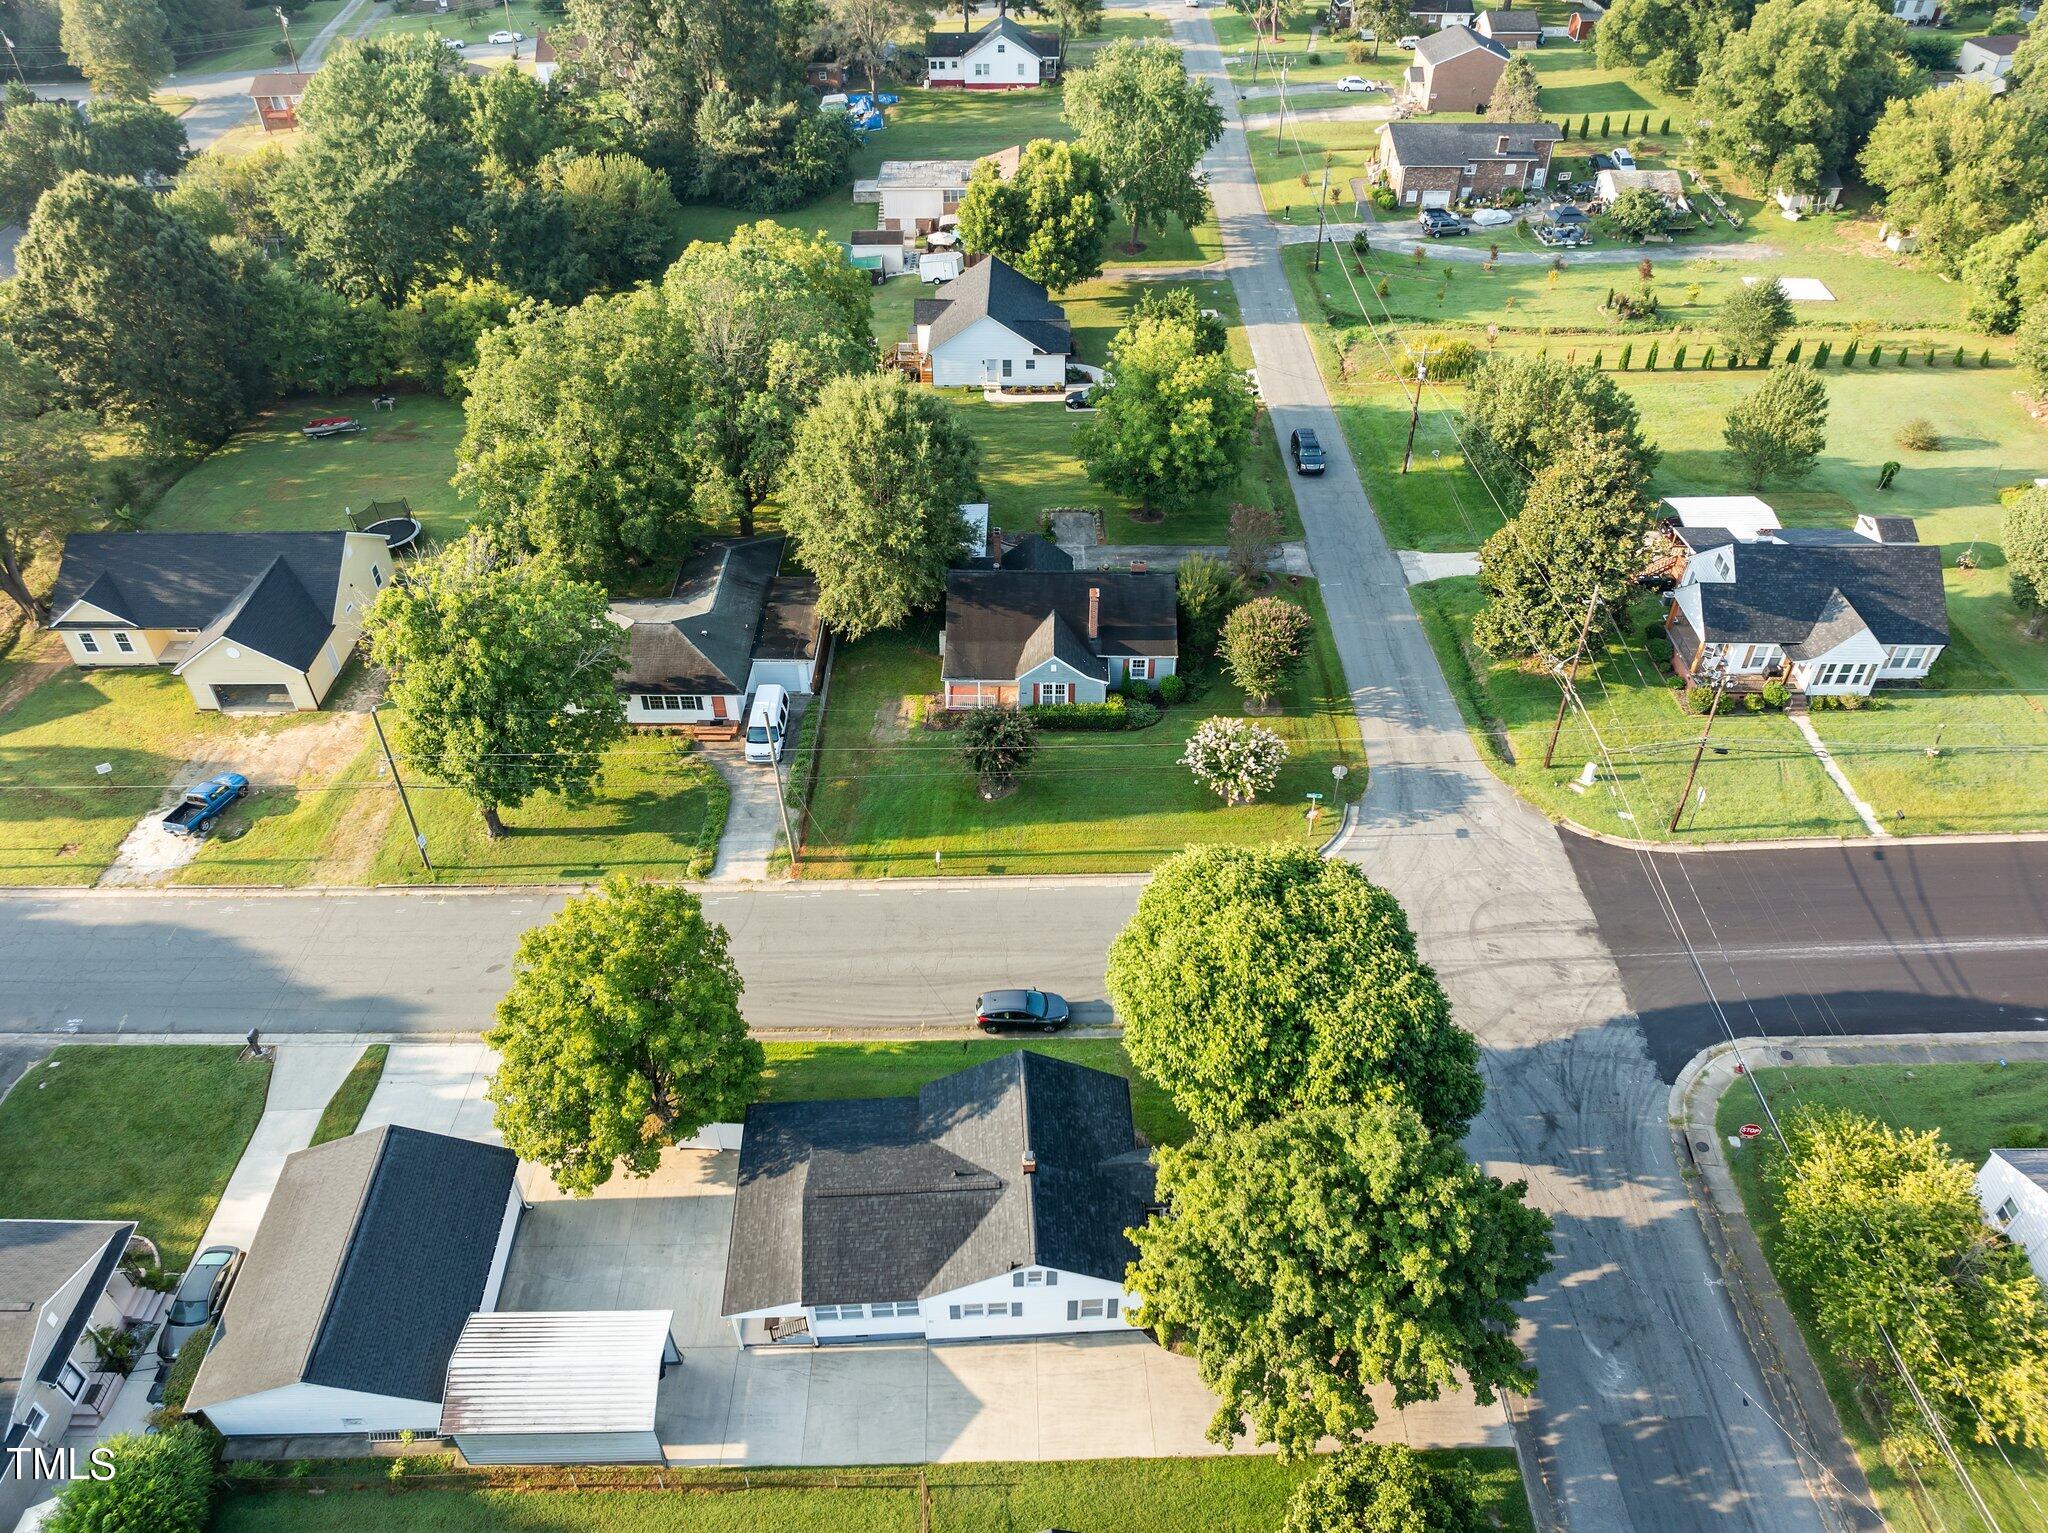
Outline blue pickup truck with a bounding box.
[161,773,248,837]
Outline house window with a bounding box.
[1037,681,1072,705]
[1127,658,1151,681]
[1012,1268,1057,1286]
[870,1300,919,1318]
[372,565,384,588]
[813,1304,862,1321]
[1996,1196,2019,1225]
[24,1404,49,1438]
[1066,1298,1119,1320]
[78,632,100,654]
[1002,359,1013,379]
[974,61,990,76]
[1024,358,1035,372]
[1737,644,1778,671]
[639,694,705,713]
[1884,645,1929,671]
[58,1361,88,1400]
[113,632,134,653]
[1463,162,1478,174]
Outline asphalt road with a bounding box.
[1564,834,2048,1080]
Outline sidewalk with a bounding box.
[1670,1031,2048,1533]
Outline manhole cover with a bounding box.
[1780,1049,1794,1061]
[1694,1141,1710,1154]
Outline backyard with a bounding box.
[0,1046,272,1269]
[1716,1064,2048,1533]
[797,583,1364,878]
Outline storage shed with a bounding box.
[439,1311,679,1465]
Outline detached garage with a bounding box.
[439,1310,679,1465]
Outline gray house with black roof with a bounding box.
[941,566,1177,709]
[907,256,1071,388]
[188,1126,521,1440]
[46,531,393,712]
[722,1052,1155,1345]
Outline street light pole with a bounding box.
[1312,153,1332,271]
[0,33,25,85]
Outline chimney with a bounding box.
[1087,587,1099,641]
[1129,560,1147,574]
[1022,1150,1038,1176]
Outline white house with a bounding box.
[721,1052,1157,1346]
[1977,1150,2048,1286]
[1957,34,2023,85]
[46,531,393,712]
[611,534,822,729]
[942,565,1178,708]
[1890,0,1941,22]
[870,146,1019,233]
[923,18,1060,90]
[1664,510,1949,695]
[188,1126,523,1441]
[906,256,1071,388]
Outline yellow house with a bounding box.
[47,531,395,712]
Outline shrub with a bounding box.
[1181,717,1289,805]
[1158,672,1188,705]
[44,1425,217,1533]
[1842,338,1859,366]
[1674,343,1688,368]
[1867,344,1883,367]
[1177,552,1243,657]
[1305,50,1321,64]
[1221,597,1314,708]
[1812,340,1831,367]
[958,706,1038,796]
[1124,699,1162,728]
[1350,229,1370,259]
[1024,696,1130,730]
[1761,679,1790,710]
[150,1323,213,1425]
[1346,40,1370,61]
[1642,624,1675,669]
[1896,418,1939,451]
[1743,693,1765,712]
[1784,339,1802,364]
[1682,683,1717,714]
[1646,342,1659,370]
[1281,1443,1488,1533]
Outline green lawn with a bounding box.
[1716,1065,2048,1533]
[310,1045,389,1147]
[367,0,558,44]
[762,1040,1193,1147]
[181,0,352,74]
[799,582,1364,878]
[1212,6,1392,86]
[212,1452,1530,1533]
[363,733,730,884]
[0,1046,272,1270]
[147,393,472,545]
[179,735,389,887]
[1412,578,1866,842]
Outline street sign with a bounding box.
[1739,1123,1762,1140]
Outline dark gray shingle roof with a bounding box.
[943,568,1176,681]
[722,1052,1154,1314]
[612,535,789,696]
[1992,1149,2048,1192]
[0,1221,133,1429]
[924,18,1058,59]
[1382,119,1558,168]
[1479,9,1540,31]
[1696,543,1949,650]
[998,533,1074,572]
[188,1126,517,1413]
[921,258,1072,355]
[1414,25,1508,67]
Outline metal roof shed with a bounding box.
[439,1311,678,1466]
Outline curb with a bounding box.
[1562,818,2048,856]
[0,872,1159,900]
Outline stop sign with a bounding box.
[1739,1123,1762,1140]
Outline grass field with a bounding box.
[799,582,1364,878]
[147,393,472,544]
[366,0,557,44]
[179,735,388,886]
[211,1451,1532,1533]
[1716,1064,2048,1533]
[0,1046,272,1270]
[182,0,351,75]
[310,1044,389,1147]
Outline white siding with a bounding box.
[879,186,951,227]
[626,692,730,726]
[1879,643,1942,680]
[479,1185,523,1315]
[746,658,816,696]
[925,1267,1136,1341]
[1788,630,1888,695]
[928,314,1067,388]
[1976,1155,2048,1285]
[201,1381,443,1437]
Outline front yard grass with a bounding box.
[1716,1065,2048,1533]
[0,1045,272,1270]
[309,1045,389,1147]
[211,1451,1530,1532]
[797,581,1364,878]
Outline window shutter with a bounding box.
[1106,1299,1119,1318]
[1013,1271,1025,1287]
[949,1305,961,1320]
[1011,1302,1023,1317]
[1046,1271,1058,1286]
[1066,1299,1078,1321]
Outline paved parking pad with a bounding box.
[495,1146,1511,1466]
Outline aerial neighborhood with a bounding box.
[2,1,2048,1532]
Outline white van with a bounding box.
[745,685,790,765]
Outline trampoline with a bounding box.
[349,499,423,554]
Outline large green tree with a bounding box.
[1717,277,1795,365]
[779,372,981,638]
[1079,306,1256,517]
[815,0,932,95]
[82,97,186,181]
[1594,0,1753,91]
[456,288,701,584]
[2006,483,2048,613]
[1461,353,1656,504]
[1220,595,1311,708]
[1771,1107,2048,1462]
[59,0,173,100]
[1063,39,1222,252]
[1959,219,2043,334]
[2021,300,2048,396]
[364,533,628,839]
[664,221,874,534]
[272,36,481,303]
[1281,1444,1490,1533]
[0,101,91,223]
[1722,363,1829,489]
[1860,84,2048,277]
[1107,845,1483,1138]
[165,143,287,244]
[1485,52,1540,123]
[1693,0,1914,192]
[2,171,253,446]
[487,877,763,1195]
[956,139,1110,293]
[1128,1102,1553,1455]
[1471,434,1652,665]
[0,336,99,622]
[553,152,686,293]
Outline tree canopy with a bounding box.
[59,0,173,100]
[1280,1444,1491,1533]
[1594,0,1754,91]
[1128,1101,1552,1455]
[1079,305,1255,516]
[1717,276,1794,364]
[1722,363,1829,490]
[2005,482,2048,613]
[956,138,1111,293]
[1860,84,2048,277]
[1461,353,1656,503]
[1220,595,1312,707]
[0,336,99,622]
[487,877,763,1195]
[1107,845,1483,1138]
[364,533,627,838]
[1063,39,1222,251]
[1485,53,1540,123]
[45,1423,215,1533]
[779,372,982,638]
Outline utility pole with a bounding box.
[274,7,299,72]
[370,708,433,877]
[501,0,518,56]
[0,32,24,85]
[1542,587,1602,768]
[1669,665,1728,833]
[1311,153,1332,270]
[767,735,801,874]
[1399,346,1427,473]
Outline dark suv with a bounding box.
[1289,427,1326,476]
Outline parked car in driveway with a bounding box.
[1064,387,1096,410]
[1335,75,1378,92]
[160,773,247,838]
[1419,207,1467,237]
[975,988,1071,1032]
[1396,34,1422,49]
[158,1245,243,1361]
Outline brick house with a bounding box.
[249,70,312,132]
[1377,121,1561,208]
[1401,26,1509,113]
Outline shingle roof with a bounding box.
[1862,515,1919,544]
[1479,8,1540,30]
[1382,120,1558,167]
[0,1221,133,1430]
[943,568,1176,681]
[999,533,1074,572]
[1695,543,1949,651]
[249,70,312,97]
[1414,25,1508,67]
[924,17,1059,59]
[722,1052,1155,1315]
[1413,0,1475,14]
[1991,1149,2048,1193]
[611,535,790,696]
[1968,33,2024,56]
[49,532,358,670]
[920,258,1072,355]
[188,1126,517,1414]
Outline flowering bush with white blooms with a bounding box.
[1181,717,1288,805]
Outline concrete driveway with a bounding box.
[496,1147,1508,1466]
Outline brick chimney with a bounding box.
[1087,587,1100,641]
[1022,1150,1038,1175]
[1129,560,1147,574]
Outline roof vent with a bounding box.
[1022,1150,1038,1175]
